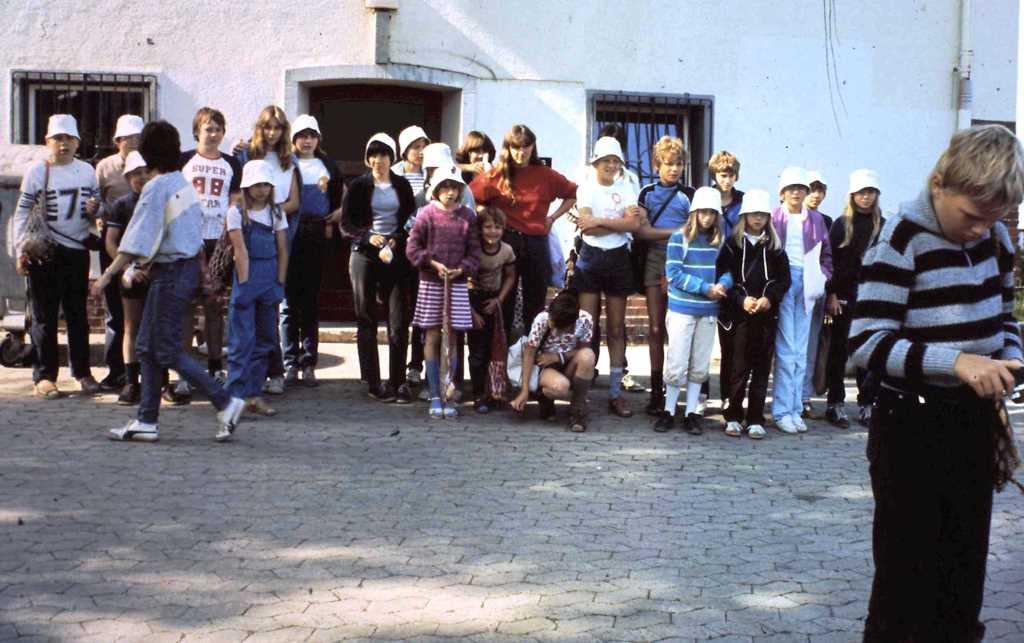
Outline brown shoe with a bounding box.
[77,376,101,396]
[608,397,633,418]
[34,380,62,400]
[568,409,587,433]
[245,397,277,417]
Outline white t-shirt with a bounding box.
[785,209,806,269]
[264,151,296,205]
[226,205,289,232]
[14,160,98,250]
[297,157,329,186]
[575,176,638,249]
[181,152,238,240]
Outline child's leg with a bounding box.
[60,247,92,380]
[803,298,825,403]
[686,316,717,413]
[605,295,628,400]
[225,286,256,400]
[248,287,280,399]
[383,271,410,391]
[26,259,61,384]
[202,294,224,375]
[723,321,750,423]
[645,287,667,401]
[349,252,381,387]
[467,293,491,399]
[663,311,695,415]
[746,317,776,425]
[772,269,803,420]
[423,327,442,409]
[538,368,571,400]
[566,347,597,413]
[826,308,853,407]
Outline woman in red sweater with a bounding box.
[470,124,577,340]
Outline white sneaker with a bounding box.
[263,376,285,395]
[748,424,766,440]
[108,419,159,442]
[406,367,422,385]
[174,380,193,397]
[724,421,743,437]
[214,370,228,386]
[215,397,245,442]
[793,415,809,433]
[775,415,799,434]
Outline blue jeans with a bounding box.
[227,259,284,399]
[802,297,825,401]
[772,266,811,420]
[137,257,230,424]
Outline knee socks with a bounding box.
[664,384,681,415]
[571,376,592,412]
[425,360,442,408]
[686,381,702,416]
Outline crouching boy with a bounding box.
[850,124,1024,641]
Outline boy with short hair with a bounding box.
[851,124,1024,641]
[178,107,242,394]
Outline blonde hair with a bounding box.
[838,191,882,249]
[249,106,293,171]
[930,124,1024,213]
[684,209,722,247]
[731,212,781,250]
[653,136,687,168]
[708,150,741,177]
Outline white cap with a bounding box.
[45,114,80,140]
[291,114,321,139]
[849,168,880,194]
[365,132,398,160]
[398,125,430,158]
[122,151,147,176]
[590,136,625,164]
[807,170,827,187]
[240,159,275,188]
[777,166,811,193]
[690,186,722,214]
[113,114,144,140]
[739,189,773,216]
[423,142,454,169]
[430,163,466,197]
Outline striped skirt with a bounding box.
[412,279,473,330]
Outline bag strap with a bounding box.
[647,184,682,228]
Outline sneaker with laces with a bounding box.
[301,366,318,388]
[263,376,285,395]
[216,397,245,442]
[653,411,674,433]
[748,424,766,440]
[793,415,809,433]
[725,421,743,437]
[283,366,299,385]
[826,404,851,429]
[108,419,159,442]
[406,367,422,385]
[775,415,799,434]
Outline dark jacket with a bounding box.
[825,212,884,301]
[313,149,344,213]
[716,234,791,326]
[340,171,417,253]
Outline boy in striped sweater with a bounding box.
[850,124,1024,642]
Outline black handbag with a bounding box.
[630,184,686,293]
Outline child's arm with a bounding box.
[497,263,517,306]
[404,214,432,269]
[459,214,481,278]
[765,250,791,307]
[275,229,289,285]
[665,234,710,295]
[229,228,250,284]
[281,168,301,216]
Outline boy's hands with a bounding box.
[954,354,1022,399]
[707,283,727,300]
[742,296,758,313]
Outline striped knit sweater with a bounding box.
[849,188,1022,391]
[665,231,732,316]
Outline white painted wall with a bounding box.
[973,0,1019,122]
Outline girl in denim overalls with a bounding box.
[226,160,290,417]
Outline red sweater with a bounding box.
[470,165,577,236]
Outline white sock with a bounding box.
[664,385,681,415]
[686,381,702,416]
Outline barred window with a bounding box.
[589,92,714,188]
[12,71,157,162]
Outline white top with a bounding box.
[575,176,638,249]
[785,210,806,269]
[182,152,237,240]
[297,157,329,185]
[14,160,98,250]
[226,205,289,232]
[264,151,295,204]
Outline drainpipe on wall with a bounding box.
[366,0,398,65]
[956,0,974,131]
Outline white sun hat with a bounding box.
[365,132,398,160]
[45,114,80,140]
[739,189,773,215]
[777,166,811,193]
[113,114,144,140]
[241,159,276,188]
[590,136,625,165]
[807,170,827,187]
[291,114,321,139]
[122,151,147,176]
[849,168,881,194]
[398,125,430,158]
[423,142,454,169]
[430,163,466,197]
[690,186,723,214]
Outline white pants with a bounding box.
[664,311,717,387]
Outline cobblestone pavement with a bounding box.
[2,343,1023,642]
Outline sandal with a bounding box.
[568,411,587,433]
[34,380,62,400]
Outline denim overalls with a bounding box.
[280,178,330,370]
[226,218,284,399]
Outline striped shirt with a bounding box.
[14,160,98,251]
[849,189,1022,391]
[665,231,732,316]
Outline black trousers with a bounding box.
[717,322,734,404]
[99,249,125,380]
[467,289,500,399]
[281,222,326,369]
[826,307,880,406]
[502,230,551,343]
[27,245,92,384]
[863,387,995,643]
[350,249,409,389]
[722,316,775,425]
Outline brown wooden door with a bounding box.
[309,84,444,322]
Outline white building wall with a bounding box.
[973,0,1019,123]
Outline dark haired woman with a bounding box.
[341,133,417,403]
[510,289,596,432]
[456,130,497,183]
[470,124,577,341]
